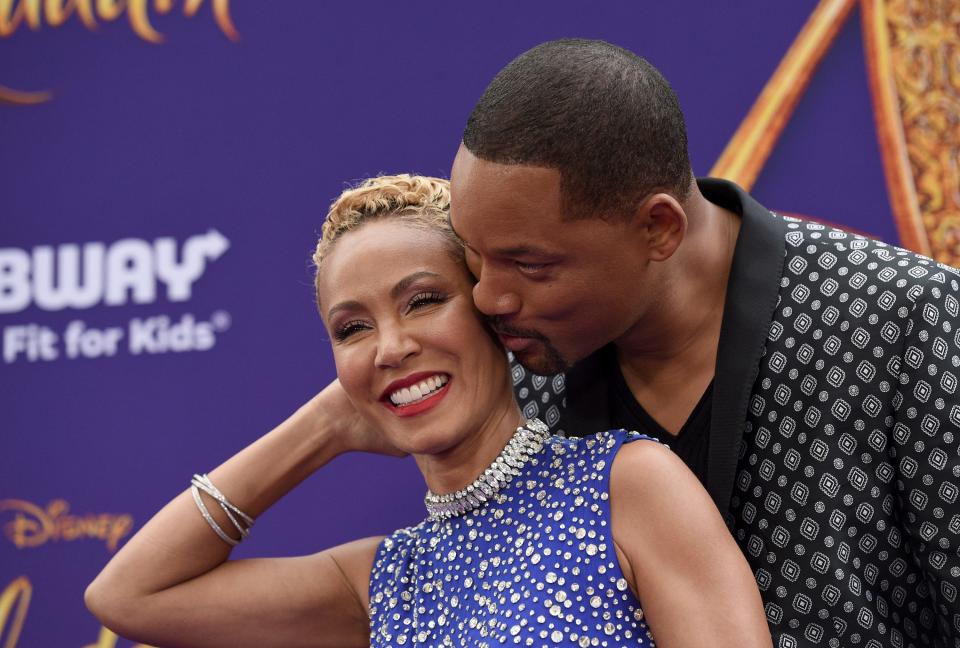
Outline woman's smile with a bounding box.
[381,372,452,417]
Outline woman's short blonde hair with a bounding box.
[312,174,459,306]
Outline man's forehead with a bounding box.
[450,180,562,232]
[448,212,563,259]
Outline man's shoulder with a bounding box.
[774,215,960,305]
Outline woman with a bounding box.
[85,174,771,647]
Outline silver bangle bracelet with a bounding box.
[191,484,240,546]
[191,474,255,526]
[190,473,254,546]
[191,474,254,540]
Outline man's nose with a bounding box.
[472,270,522,317]
[375,324,421,368]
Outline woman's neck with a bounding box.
[414,395,524,495]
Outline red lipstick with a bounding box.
[380,371,452,418]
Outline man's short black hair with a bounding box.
[463,38,692,218]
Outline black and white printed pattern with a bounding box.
[509,355,566,434]
[512,216,960,648]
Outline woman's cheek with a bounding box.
[333,346,369,404]
[433,301,479,337]
[416,312,456,345]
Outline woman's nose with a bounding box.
[374,325,421,368]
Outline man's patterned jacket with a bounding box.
[512,179,960,648]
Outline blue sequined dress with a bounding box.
[368,428,656,647]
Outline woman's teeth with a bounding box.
[389,374,449,406]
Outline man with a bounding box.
[449,39,959,648]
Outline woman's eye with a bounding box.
[334,320,368,341]
[407,291,448,311]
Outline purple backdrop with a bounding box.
[0,1,893,645]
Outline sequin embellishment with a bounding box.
[369,428,657,647]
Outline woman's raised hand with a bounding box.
[84,381,391,648]
[313,378,407,458]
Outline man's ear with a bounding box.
[636,193,687,262]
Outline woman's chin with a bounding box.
[388,424,463,458]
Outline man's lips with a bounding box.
[497,332,537,353]
[489,318,544,354]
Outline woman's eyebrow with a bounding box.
[326,299,362,320]
[390,271,441,299]
[327,271,443,320]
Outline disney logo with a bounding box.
[0,499,133,552]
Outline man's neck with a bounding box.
[613,188,741,434]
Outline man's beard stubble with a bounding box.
[487,316,570,376]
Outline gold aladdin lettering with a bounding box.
[0,0,238,105]
[0,576,153,647]
[0,499,133,552]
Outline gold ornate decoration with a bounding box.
[862,0,960,263]
[712,0,960,265]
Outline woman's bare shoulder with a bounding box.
[609,437,720,537]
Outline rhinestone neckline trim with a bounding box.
[424,418,550,521]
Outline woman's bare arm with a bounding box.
[610,441,772,648]
[85,380,397,648]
